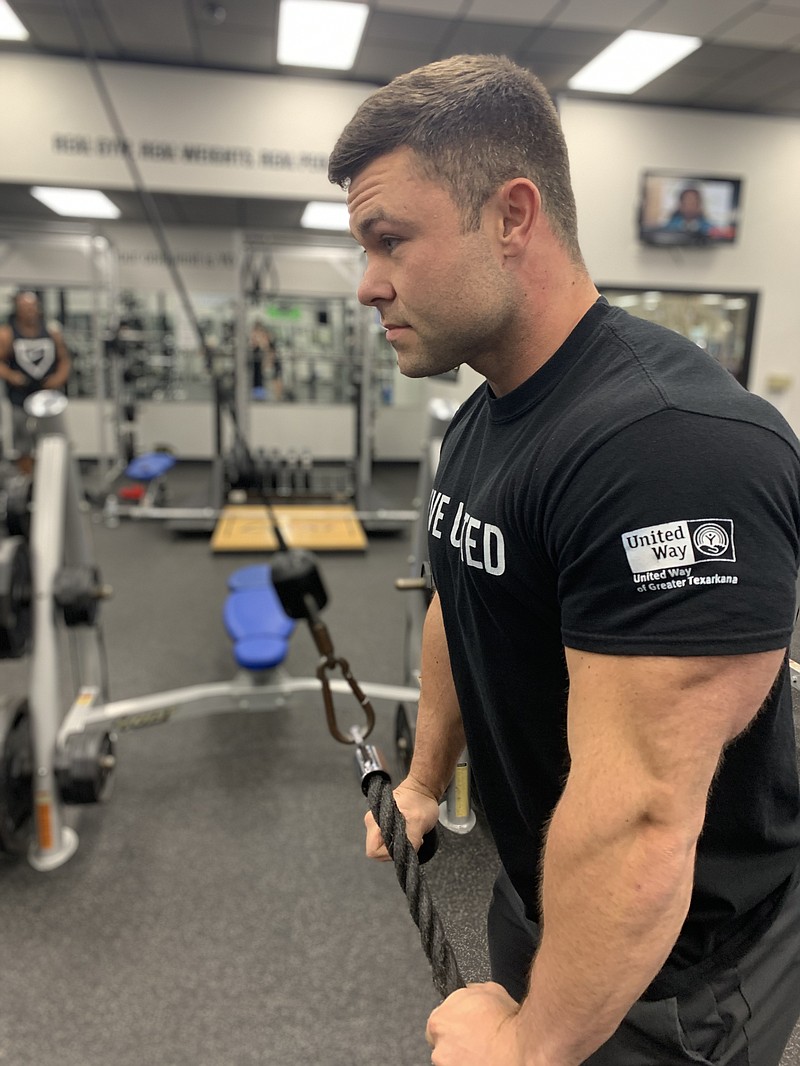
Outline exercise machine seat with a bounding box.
[224,567,295,671]
[227,564,272,591]
[125,452,177,482]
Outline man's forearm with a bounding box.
[407,592,466,800]
[517,785,697,1065]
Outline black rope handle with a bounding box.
[366,774,465,1000]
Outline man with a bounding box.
[329,55,800,1066]
[0,290,71,474]
[665,187,714,240]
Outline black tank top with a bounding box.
[7,318,58,407]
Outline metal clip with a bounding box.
[315,653,376,744]
[296,595,376,744]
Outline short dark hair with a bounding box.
[328,54,582,261]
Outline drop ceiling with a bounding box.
[2,0,800,231]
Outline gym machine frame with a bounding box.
[19,391,424,872]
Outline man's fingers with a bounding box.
[363,810,391,861]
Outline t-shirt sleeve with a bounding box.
[552,409,800,656]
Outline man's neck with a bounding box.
[484,273,600,398]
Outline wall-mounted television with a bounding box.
[638,171,743,247]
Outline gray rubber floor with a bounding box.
[1,461,798,1066]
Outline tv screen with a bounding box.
[638,172,743,247]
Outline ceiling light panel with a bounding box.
[300,201,351,230]
[31,187,121,219]
[0,0,28,39]
[568,31,702,95]
[278,0,369,70]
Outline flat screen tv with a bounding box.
[638,171,743,247]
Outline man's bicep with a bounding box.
[563,647,786,824]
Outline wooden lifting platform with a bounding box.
[210,503,368,553]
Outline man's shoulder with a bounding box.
[600,307,796,445]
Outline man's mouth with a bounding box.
[383,323,410,342]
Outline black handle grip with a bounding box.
[418,825,439,864]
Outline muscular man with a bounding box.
[0,290,71,473]
[329,55,800,1065]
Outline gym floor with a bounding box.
[1,462,799,1066]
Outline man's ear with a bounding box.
[495,178,541,255]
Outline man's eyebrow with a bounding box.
[353,210,400,240]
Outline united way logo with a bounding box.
[689,521,732,558]
[621,518,736,573]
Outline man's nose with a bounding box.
[357,260,395,307]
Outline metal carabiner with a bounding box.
[315,654,376,744]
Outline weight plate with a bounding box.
[4,475,32,540]
[57,731,116,805]
[0,700,34,855]
[0,537,32,658]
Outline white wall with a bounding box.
[559,98,800,427]
[0,54,372,201]
[5,55,800,457]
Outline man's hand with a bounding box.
[2,369,27,386]
[364,778,440,861]
[426,983,525,1065]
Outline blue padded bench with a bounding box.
[125,452,177,481]
[224,565,295,671]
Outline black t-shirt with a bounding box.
[429,297,800,997]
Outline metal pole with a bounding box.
[25,393,79,870]
[235,231,250,443]
[89,235,111,481]
[357,303,373,504]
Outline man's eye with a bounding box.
[381,236,401,252]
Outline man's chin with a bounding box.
[396,350,456,380]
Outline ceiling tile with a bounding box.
[463,0,562,25]
[636,0,761,39]
[671,42,777,75]
[375,0,464,15]
[354,40,436,82]
[367,10,454,45]
[700,54,800,104]
[13,8,115,52]
[101,0,195,57]
[551,0,660,33]
[11,0,96,13]
[715,8,800,47]
[631,68,722,103]
[518,55,591,88]
[196,27,275,68]
[443,19,538,56]
[190,0,278,33]
[522,26,617,58]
